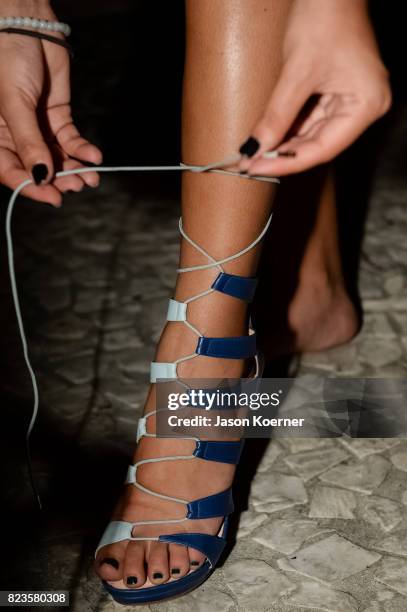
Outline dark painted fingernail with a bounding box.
[126,576,137,585]
[278,150,297,157]
[32,164,48,185]
[171,568,181,575]
[153,572,163,579]
[239,170,248,175]
[100,557,119,569]
[239,137,260,158]
[190,561,200,566]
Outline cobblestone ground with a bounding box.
[1,10,406,612]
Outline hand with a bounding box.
[0,0,102,205]
[239,0,392,176]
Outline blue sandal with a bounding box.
[96,214,271,604]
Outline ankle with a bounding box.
[297,265,346,299]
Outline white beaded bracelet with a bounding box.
[0,16,71,36]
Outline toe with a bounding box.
[147,542,170,584]
[123,541,147,588]
[95,541,127,582]
[168,544,190,579]
[188,547,206,571]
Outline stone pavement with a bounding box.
[1,102,404,612]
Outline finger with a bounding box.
[0,148,61,206]
[247,106,378,176]
[239,60,313,170]
[0,96,54,184]
[53,158,94,193]
[55,119,103,166]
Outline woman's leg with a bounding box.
[254,167,359,358]
[95,0,292,588]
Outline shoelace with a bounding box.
[5,152,279,508]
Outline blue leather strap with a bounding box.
[158,532,226,567]
[196,334,256,359]
[212,272,258,302]
[186,487,234,519]
[193,440,244,464]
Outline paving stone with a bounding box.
[339,438,400,459]
[102,329,144,352]
[300,343,362,376]
[97,308,142,332]
[391,312,407,336]
[384,273,404,296]
[257,440,283,473]
[374,557,407,596]
[251,472,308,513]
[278,534,381,583]
[252,518,332,555]
[363,591,407,612]
[359,268,385,299]
[319,456,391,494]
[41,313,92,341]
[374,468,407,505]
[97,599,150,612]
[362,313,396,337]
[73,236,115,254]
[55,356,96,385]
[103,384,144,412]
[74,289,118,314]
[286,579,358,612]
[309,486,357,519]
[236,510,269,539]
[358,337,403,368]
[41,386,96,438]
[223,559,295,610]
[116,350,153,376]
[363,298,403,313]
[282,438,331,453]
[372,530,407,557]
[299,352,340,373]
[358,495,404,532]
[74,264,125,288]
[159,586,236,612]
[390,451,407,472]
[283,446,348,481]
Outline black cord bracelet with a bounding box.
[0,27,73,58]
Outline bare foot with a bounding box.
[255,276,360,358]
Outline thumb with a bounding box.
[1,94,54,184]
[239,60,313,165]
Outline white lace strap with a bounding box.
[167,298,187,321]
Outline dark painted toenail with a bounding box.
[171,568,180,575]
[239,137,260,157]
[153,572,163,579]
[190,561,200,566]
[100,557,119,569]
[126,576,137,585]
